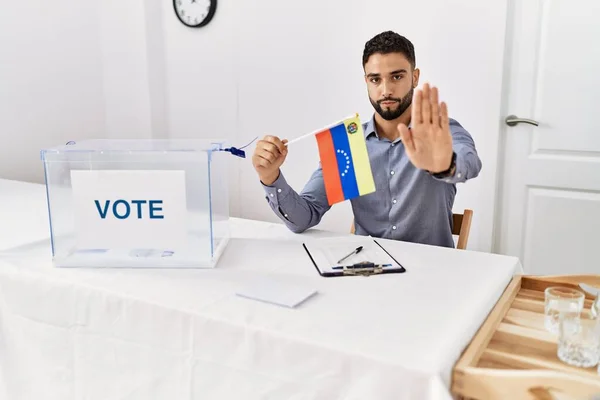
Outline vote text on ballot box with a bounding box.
[40,139,230,268]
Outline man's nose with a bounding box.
[382,80,393,97]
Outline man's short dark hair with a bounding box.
[362,31,416,69]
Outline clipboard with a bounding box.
[302,238,406,277]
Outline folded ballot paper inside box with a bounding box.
[40,139,230,268]
[302,236,404,276]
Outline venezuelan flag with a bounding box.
[315,114,376,205]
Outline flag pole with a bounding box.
[285,113,358,147]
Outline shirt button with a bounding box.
[390,171,395,175]
[277,188,282,193]
[392,226,397,230]
[391,143,395,147]
[457,173,462,178]
[284,214,288,218]
[270,193,274,197]
[392,199,397,204]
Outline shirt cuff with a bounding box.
[431,152,466,184]
[261,171,293,206]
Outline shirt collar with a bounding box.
[364,113,412,141]
[364,114,379,139]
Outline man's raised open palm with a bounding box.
[397,83,453,174]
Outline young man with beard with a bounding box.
[251,31,482,248]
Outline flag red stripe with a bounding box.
[316,130,344,205]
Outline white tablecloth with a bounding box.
[0,179,50,251]
[0,179,523,400]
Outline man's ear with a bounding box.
[412,68,420,88]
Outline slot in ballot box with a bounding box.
[40,139,230,268]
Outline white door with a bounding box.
[495,0,600,275]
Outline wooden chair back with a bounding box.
[453,209,473,250]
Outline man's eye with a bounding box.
[370,78,380,83]
[393,75,403,80]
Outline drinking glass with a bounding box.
[558,316,600,368]
[544,286,585,335]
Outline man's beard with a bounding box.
[370,86,414,121]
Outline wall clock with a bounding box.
[173,0,217,28]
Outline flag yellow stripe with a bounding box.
[344,115,376,196]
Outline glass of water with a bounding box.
[544,286,585,335]
[558,316,600,368]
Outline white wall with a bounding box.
[160,0,240,215]
[0,1,106,184]
[99,0,155,141]
[1,0,509,253]
[0,0,157,184]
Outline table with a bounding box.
[0,178,50,251]
[0,179,523,400]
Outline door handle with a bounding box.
[505,115,539,127]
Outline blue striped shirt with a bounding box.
[261,114,482,248]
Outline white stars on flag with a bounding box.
[336,149,351,177]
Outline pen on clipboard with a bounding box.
[337,246,363,264]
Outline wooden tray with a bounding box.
[451,274,600,400]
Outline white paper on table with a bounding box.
[235,278,318,308]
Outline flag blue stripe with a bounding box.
[329,123,360,200]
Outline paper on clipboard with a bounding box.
[302,236,403,275]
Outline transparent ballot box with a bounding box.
[40,139,230,268]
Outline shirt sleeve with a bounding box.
[261,166,331,233]
[432,119,482,184]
